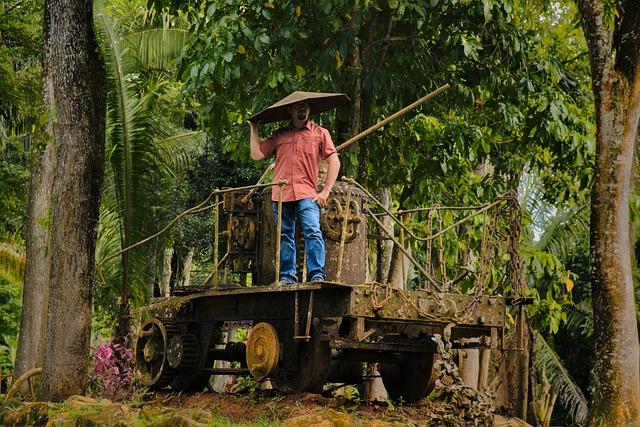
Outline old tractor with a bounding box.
[133,178,523,402]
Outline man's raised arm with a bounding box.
[249,121,266,161]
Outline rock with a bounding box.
[281,409,355,427]
[494,415,533,426]
[147,409,212,427]
[1,402,56,426]
[67,395,98,409]
[76,410,134,427]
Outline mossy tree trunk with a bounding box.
[579,0,640,424]
[13,130,56,385]
[37,0,106,401]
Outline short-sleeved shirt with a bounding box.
[260,120,337,202]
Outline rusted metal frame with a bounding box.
[425,208,433,280]
[302,247,308,282]
[457,206,497,321]
[330,339,436,353]
[213,194,220,288]
[372,204,491,215]
[336,185,353,282]
[336,84,450,151]
[347,177,506,243]
[274,182,284,283]
[222,209,234,283]
[305,291,314,339]
[365,206,440,293]
[400,214,406,289]
[294,290,314,341]
[437,209,446,282]
[97,182,282,285]
[294,291,300,337]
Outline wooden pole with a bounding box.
[336,83,450,152]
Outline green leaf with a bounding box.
[259,34,270,44]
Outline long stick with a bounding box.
[241,83,449,204]
[336,83,449,151]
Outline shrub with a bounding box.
[89,339,136,401]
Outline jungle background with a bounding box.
[0,0,639,425]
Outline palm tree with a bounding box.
[519,169,589,425]
[94,1,203,339]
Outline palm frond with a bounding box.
[122,28,188,71]
[0,234,25,283]
[535,205,589,261]
[156,131,206,180]
[535,331,588,424]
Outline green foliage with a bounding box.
[0,277,22,374]
[535,332,588,424]
[94,0,205,317]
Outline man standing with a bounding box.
[249,99,341,283]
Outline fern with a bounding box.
[535,332,588,424]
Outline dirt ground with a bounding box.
[148,389,441,424]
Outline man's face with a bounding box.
[288,102,310,123]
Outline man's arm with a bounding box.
[249,121,266,161]
[315,153,340,207]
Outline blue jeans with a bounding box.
[273,198,325,283]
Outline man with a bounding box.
[249,100,340,283]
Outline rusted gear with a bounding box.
[167,333,199,369]
[320,197,362,242]
[379,352,436,403]
[290,318,331,392]
[246,322,280,380]
[134,318,174,389]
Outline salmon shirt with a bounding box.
[260,121,337,202]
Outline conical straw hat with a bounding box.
[249,91,350,124]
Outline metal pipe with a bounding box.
[274,182,284,283]
[213,194,220,288]
[336,84,450,152]
[366,206,440,292]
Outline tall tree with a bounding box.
[36,0,106,400]
[579,0,640,424]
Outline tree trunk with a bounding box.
[116,250,130,341]
[181,249,193,287]
[161,247,173,297]
[580,1,640,424]
[13,131,56,384]
[588,79,640,424]
[38,0,106,401]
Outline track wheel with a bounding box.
[134,318,173,389]
[379,352,436,403]
[246,322,280,381]
[291,318,331,392]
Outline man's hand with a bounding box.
[314,189,331,208]
[249,120,266,161]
